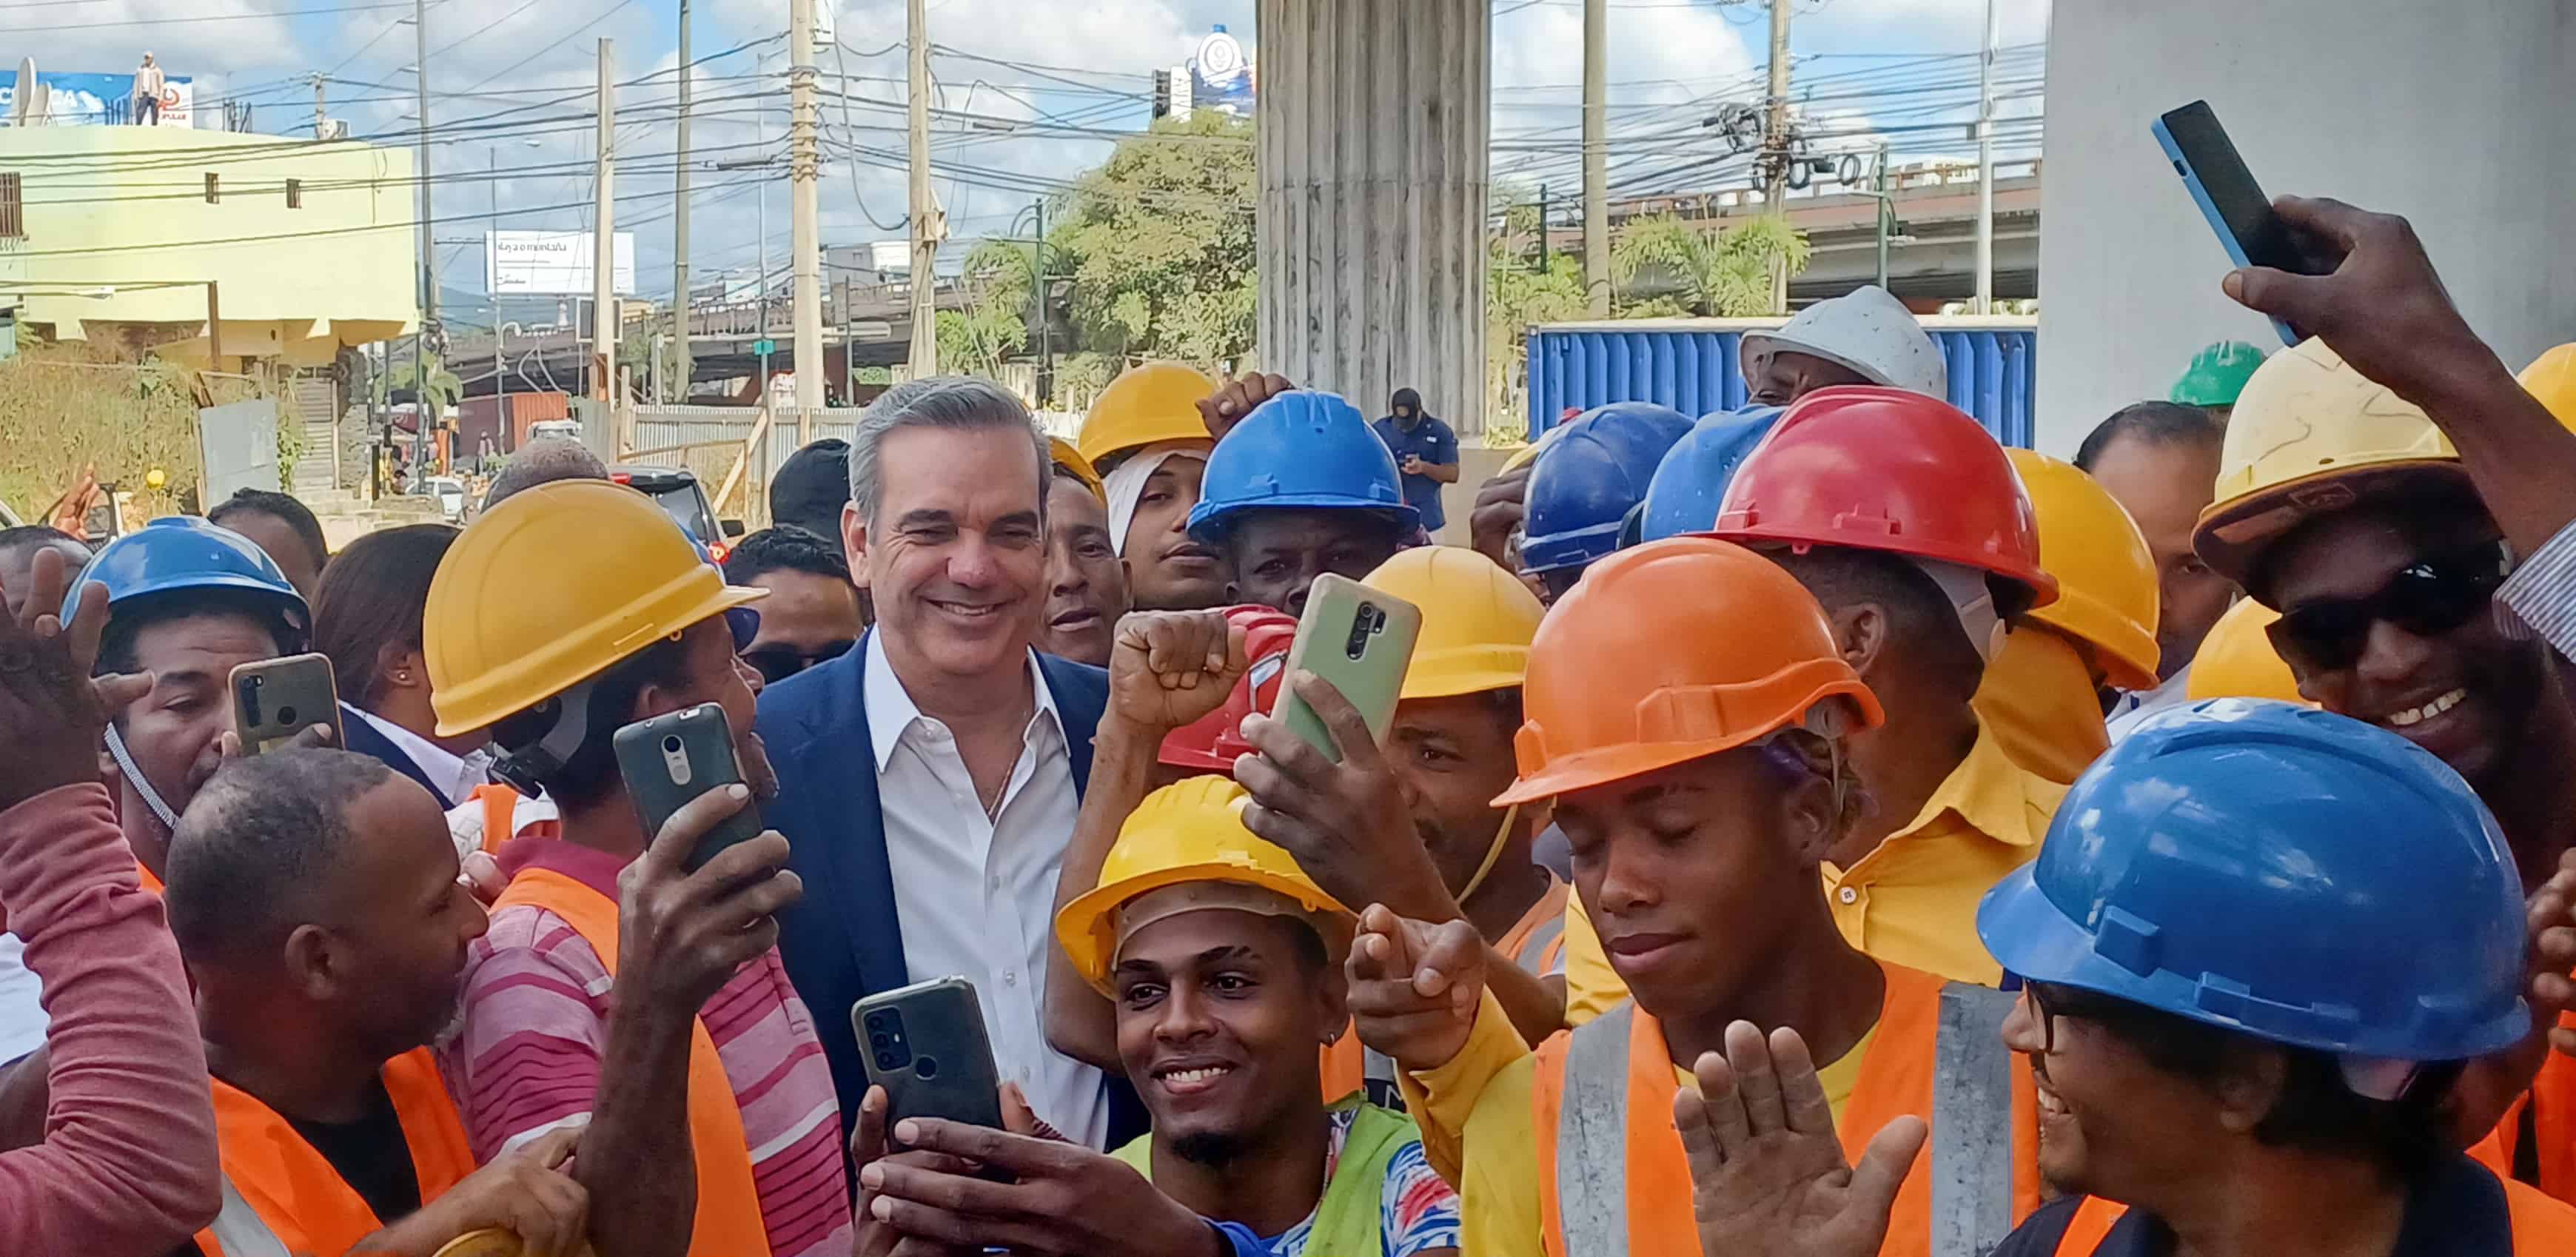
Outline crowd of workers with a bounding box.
[1,192,2575,1257]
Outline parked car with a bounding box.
[421,475,468,523]
[611,466,745,560]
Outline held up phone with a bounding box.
[229,654,343,755]
[1274,573,1423,762]
[611,703,766,874]
[2150,101,2335,346]
[855,977,1007,1139]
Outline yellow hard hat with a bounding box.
[2006,449,2160,693]
[2184,598,2307,705]
[1048,436,1104,500]
[1364,546,1544,700]
[2518,343,2576,428]
[1055,777,1352,995]
[2194,338,2463,590]
[1078,361,1218,468]
[426,479,765,736]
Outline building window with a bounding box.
[286,178,302,209]
[0,172,21,239]
[205,173,221,204]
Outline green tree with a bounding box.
[1045,111,1255,365]
[936,238,1034,379]
[1612,212,1811,317]
[1485,191,1591,441]
[377,342,463,412]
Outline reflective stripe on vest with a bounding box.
[1515,912,1569,977]
[1931,983,2020,1257]
[1554,1000,1636,1257]
[200,1177,292,1257]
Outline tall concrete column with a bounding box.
[2034,0,2576,456]
[1256,0,1489,433]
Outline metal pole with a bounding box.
[1973,0,1997,314]
[671,0,693,403]
[1580,0,1607,315]
[905,0,939,376]
[592,38,617,406]
[1537,183,1549,274]
[1033,196,1050,406]
[312,74,325,139]
[1763,0,1792,313]
[492,148,503,429]
[759,154,771,401]
[788,0,823,412]
[1874,142,1893,289]
[414,0,435,404]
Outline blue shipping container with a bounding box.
[1526,317,2038,449]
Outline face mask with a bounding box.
[1914,559,2007,664]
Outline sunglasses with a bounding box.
[743,639,856,684]
[2267,540,2510,673]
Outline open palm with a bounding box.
[1676,1022,1925,1257]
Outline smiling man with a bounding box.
[757,376,1134,1150]
[1036,451,1130,668]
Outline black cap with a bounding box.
[770,438,851,540]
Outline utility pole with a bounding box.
[1032,198,1050,405]
[592,38,616,407]
[1762,0,1793,314]
[1973,0,1997,314]
[1874,140,1892,289]
[788,0,823,412]
[312,74,325,139]
[413,0,435,474]
[1580,0,1607,315]
[492,147,504,427]
[670,0,692,403]
[905,0,939,376]
[1537,183,1550,274]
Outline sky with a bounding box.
[6,0,2050,314]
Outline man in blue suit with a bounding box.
[759,377,1143,1151]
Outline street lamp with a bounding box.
[1007,199,1052,406]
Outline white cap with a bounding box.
[1740,284,1947,398]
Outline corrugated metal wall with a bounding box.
[1526,318,2039,449]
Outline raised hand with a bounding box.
[1675,1022,1922,1257]
[2221,196,2496,406]
[0,546,151,814]
[1345,904,1486,1071]
[1231,671,1457,922]
[615,784,803,1015]
[1195,372,1296,442]
[1104,610,1247,737]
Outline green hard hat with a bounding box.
[2170,341,2269,406]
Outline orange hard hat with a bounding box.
[1707,385,2058,609]
[1493,536,1884,806]
[1158,606,1300,771]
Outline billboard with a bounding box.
[1189,27,1253,117]
[0,70,193,127]
[486,231,637,297]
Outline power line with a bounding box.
[13,1,410,31]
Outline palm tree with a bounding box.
[1612,212,1811,318]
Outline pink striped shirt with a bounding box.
[437,836,852,1256]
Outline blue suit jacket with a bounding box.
[754,634,1147,1147]
[338,703,457,809]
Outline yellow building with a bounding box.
[0,126,417,369]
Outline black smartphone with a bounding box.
[856,977,1007,1139]
[2151,101,2337,345]
[611,703,766,874]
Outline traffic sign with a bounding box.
[752,338,777,355]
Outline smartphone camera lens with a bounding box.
[875,1052,900,1071]
[663,734,683,754]
[276,705,298,725]
[871,1031,890,1049]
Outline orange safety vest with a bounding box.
[196,1048,478,1257]
[492,865,774,1257]
[2045,1176,2576,1254]
[2467,1012,2576,1207]
[136,860,164,896]
[1529,963,2041,1257]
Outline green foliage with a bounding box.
[855,365,892,386]
[377,342,463,412]
[1045,112,1255,364]
[1052,352,1118,412]
[1483,190,1592,442]
[0,346,252,521]
[1612,212,1811,317]
[937,238,1034,378]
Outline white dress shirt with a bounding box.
[0,935,46,1065]
[863,634,1104,1147]
[350,703,494,808]
[2104,665,2194,742]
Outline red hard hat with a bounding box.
[1159,606,1300,771]
[1705,386,2057,607]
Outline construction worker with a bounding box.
[2075,401,2234,733]
[1349,537,2036,1255]
[1038,438,1129,668]
[1187,391,1418,617]
[165,750,591,1256]
[2189,338,2576,1201]
[426,479,848,1257]
[67,517,326,888]
[1081,361,1227,611]
[1970,450,2161,785]
[1466,420,1579,585]
[1520,402,1694,600]
[2182,599,2306,705]
[1741,284,1947,404]
[1634,406,1782,546]
[2167,338,2267,419]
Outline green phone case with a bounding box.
[1275,573,1423,762]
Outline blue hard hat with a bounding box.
[1522,402,1694,574]
[1187,391,1418,545]
[61,515,310,630]
[1978,698,2528,1062]
[1637,405,1785,543]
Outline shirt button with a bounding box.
[988,874,1002,891]
[1837,885,1860,905]
[1002,970,1018,987]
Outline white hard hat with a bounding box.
[1739,284,1946,398]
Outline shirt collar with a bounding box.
[862,631,1061,772]
[349,703,472,795]
[1895,719,2054,849]
[494,831,630,898]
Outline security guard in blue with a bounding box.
[1190,390,1420,617]
[1520,402,1692,600]
[1373,386,1460,534]
[1668,699,2576,1257]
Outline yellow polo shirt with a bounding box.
[1404,988,1871,1256]
[1557,720,2062,1025]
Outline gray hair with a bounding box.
[847,375,1050,526]
[483,437,608,510]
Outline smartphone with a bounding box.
[1274,572,1423,762]
[2150,101,2334,346]
[856,977,1006,1139]
[230,654,343,755]
[611,703,766,874]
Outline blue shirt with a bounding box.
[1372,415,1458,532]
